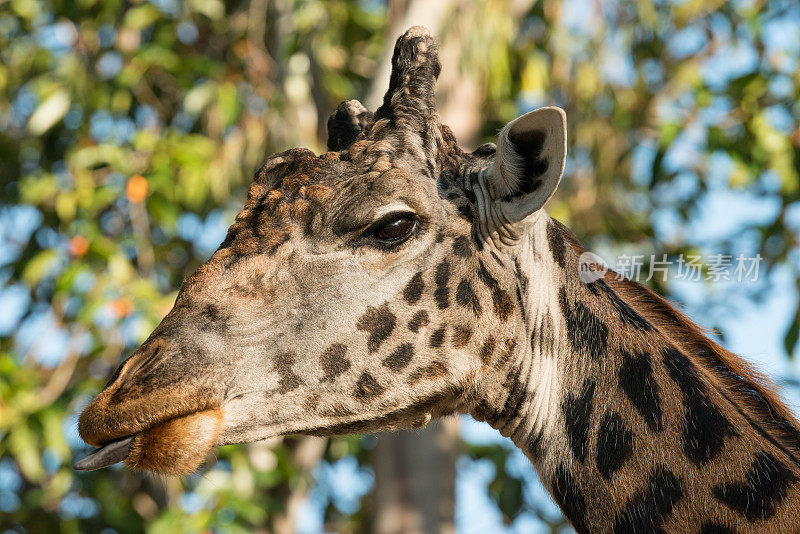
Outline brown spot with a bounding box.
[408,362,448,384]
[429,325,447,348]
[452,325,473,348]
[452,236,472,258]
[408,310,429,333]
[403,272,425,304]
[547,219,567,268]
[320,343,350,382]
[477,260,514,322]
[493,292,514,321]
[275,352,302,393]
[434,260,450,309]
[354,372,386,400]
[456,204,472,221]
[455,279,482,317]
[383,343,414,372]
[303,394,321,412]
[357,304,396,353]
[480,336,496,366]
[320,403,354,418]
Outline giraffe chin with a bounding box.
[124,408,224,476]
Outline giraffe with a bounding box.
[76,27,800,532]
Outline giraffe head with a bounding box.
[76,26,567,475]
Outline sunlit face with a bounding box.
[76,143,491,474]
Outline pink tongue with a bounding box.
[73,436,134,471]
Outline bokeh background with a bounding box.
[1,0,799,532]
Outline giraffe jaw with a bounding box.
[213,387,466,449]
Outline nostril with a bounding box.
[103,361,126,390]
[102,338,165,391]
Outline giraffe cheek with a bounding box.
[124,408,223,475]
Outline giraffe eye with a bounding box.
[371,214,417,244]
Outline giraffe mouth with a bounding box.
[74,407,225,475]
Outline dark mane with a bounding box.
[554,219,800,466]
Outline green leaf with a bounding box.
[27,89,70,135]
[123,4,160,29]
[8,424,44,482]
[188,0,225,20]
[21,249,60,286]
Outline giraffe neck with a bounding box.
[469,213,567,457]
[470,215,800,532]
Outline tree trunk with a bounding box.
[372,419,460,534]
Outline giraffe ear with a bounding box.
[487,107,567,223]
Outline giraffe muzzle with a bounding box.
[75,335,228,474]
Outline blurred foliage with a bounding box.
[0,0,798,532]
